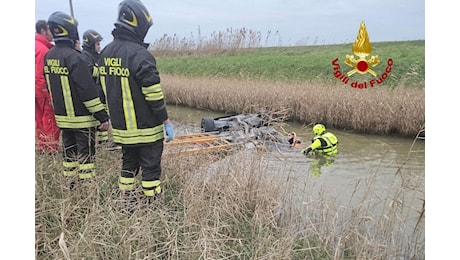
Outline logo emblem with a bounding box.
[64,17,75,24]
[331,21,393,89]
[345,22,380,77]
[55,25,68,37]
[142,10,152,23]
[90,33,100,39]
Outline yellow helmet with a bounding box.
[313,124,326,136]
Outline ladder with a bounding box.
[164,133,235,156]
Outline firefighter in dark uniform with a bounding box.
[81,29,118,149]
[301,124,338,176]
[45,11,110,188]
[81,29,103,78]
[98,0,174,211]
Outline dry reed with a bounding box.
[35,140,424,259]
[162,74,425,137]
[151,27,282,57]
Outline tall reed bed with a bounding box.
[151,27,282,57]
[35,143,424,259]
[161,74,424,137]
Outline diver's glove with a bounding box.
[300,147,312,155]
[164,123,175,142]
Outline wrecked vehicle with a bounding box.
[200,110,289,146]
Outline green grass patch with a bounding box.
[154,40,425,88]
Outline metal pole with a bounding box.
[69,0,74,17]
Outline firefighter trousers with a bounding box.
[119,141,164,197]
[61,127,97,180]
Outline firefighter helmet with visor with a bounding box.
[48,11,79,43]
[82,30,103,50]
[115,0,153,42]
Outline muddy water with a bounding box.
[167,104,425,179]
[168,104,425,248]
[168,104,424,192]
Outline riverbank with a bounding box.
[35,138,424,259]
[154,40,425,89]
[162,74,425,137]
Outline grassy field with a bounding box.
[153,40,425,89]
[150,40,425,138]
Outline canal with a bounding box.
[167,104,425,254]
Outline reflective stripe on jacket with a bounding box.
[310,132,338,155]
[98,28,169,145]
[44,41,108,129]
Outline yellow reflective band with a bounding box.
[63,170,78,177]
[119,183,135,191]
[63,161,79,168]
[145,92,164,101]
[55,115,99,128]
[45,74,51,93]
[141,84,161,93]
[100,76,110,116]
[142,180,161,197]
[142,180,161,188]
[79,163,95,170]
[79,172,94,179]
[83,98,105,113]
[98,131,109,141]
[142,187,161,197]
[112,125,164,145]
[119,176,136,184]
[121,77,137,130]
[98,136,109,142]
[100,76,107,97]
[98,131,108,137]
[119,176,136,190]
[142,84,164,101]
[92,67,99,77]
[84,97,101,107]
[61,76,75,117]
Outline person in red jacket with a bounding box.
[35,20,60,154]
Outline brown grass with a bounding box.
[162,74,425,137]
[35,141,424,259]
[152,27,281,57]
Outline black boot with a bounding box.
[121,190,138,215]
[146,191,163,212]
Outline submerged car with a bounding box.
[200,110,289,146]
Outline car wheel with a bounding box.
[201,117,216,132]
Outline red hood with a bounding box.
[35,33,54,97]
[35,33,54,49]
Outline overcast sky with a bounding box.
[35,0,425,47]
